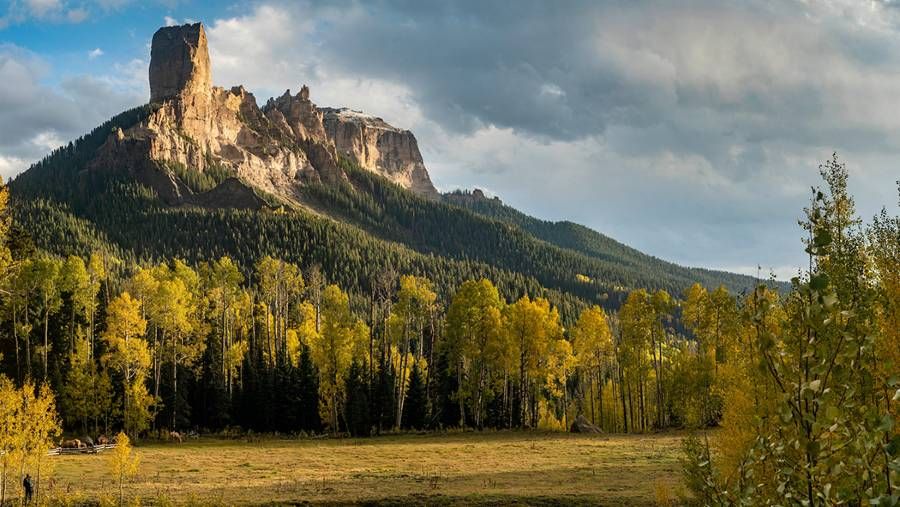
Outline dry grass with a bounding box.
[44,431,685,505]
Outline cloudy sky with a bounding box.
[1,0,899,279]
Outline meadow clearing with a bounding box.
[43,431,687,505]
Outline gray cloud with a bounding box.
[0,45,144,179]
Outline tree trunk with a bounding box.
[656,339,664,428]
[124,352,130,434]
[395,321,410,429]
[519,332,527,428]
[69,303,76,356]
[89,301,95,360]
[154,329,163,426]
[222,298,227,390]
[43,307,49,380]
[425,310,436,417]
[620,366,628,432]
[598,367,605,430]
[172,334,178,430]
[457,365,465,428]
[25,299,31,379]
[638,377,646,432]
[475,364,486,429]
[589,374,595,425]
[369,290,375,386]
[13,303,20,383]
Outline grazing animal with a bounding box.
[170,431,183,443]
[81,436,95,447]
[97,435,109,445]
[60,439,81,449]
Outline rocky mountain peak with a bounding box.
[263,85,329,143]
[149,23,211,104]
[92,22,438,210]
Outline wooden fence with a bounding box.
[47,443,116,456]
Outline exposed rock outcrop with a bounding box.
[321,108,438,198]
[91,22,438,210]
[149,23,211,103]
[265,86,328,144]
[569,415,603,434]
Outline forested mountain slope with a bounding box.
[8,102,763,323]
[444,190,771,292]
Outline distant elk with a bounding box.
[60,439,85,449]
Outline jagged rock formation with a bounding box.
[265,86,328,144]
[321,108,438,197]
[90,22,438,209]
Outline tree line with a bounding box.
[0,170,758,439]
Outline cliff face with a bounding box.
[149,23,211,103]
[91,22,438,209]
[321,108,438,197]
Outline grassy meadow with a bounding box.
[41,431,686,506]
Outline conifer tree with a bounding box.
[402,363,427,430]
[344,360,371,436]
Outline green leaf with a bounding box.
[814,229,832,248]
[878,415,894,433]
[886,435,900,457]
[810,274,829,292]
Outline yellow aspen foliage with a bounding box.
[444,279,505,428]
[713,360,757,486]
[571,306,613,371]
[571,305,614,427]
[0,376,60,504]
[109,431,140,506]
[308,285,368,432]
[102,292,152,436]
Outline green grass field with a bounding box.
[43,431,686,506]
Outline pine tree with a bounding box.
[296,344,321,433]
[402,363,427,430]
[373,355,396,433]
[344,361,370,436]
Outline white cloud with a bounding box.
[66,7,87,22]
[88,47,103,59]
[25,0,62,17]
[164,15,176,26]
[1,0,91,27]
[0,155,28,182]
